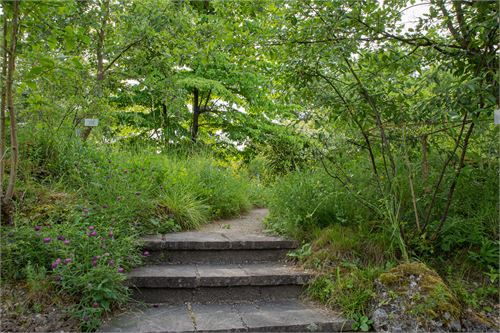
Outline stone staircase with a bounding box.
[99,210,352,332]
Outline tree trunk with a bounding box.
[421,134,430,193]
[0,11,8,204]
[82,0,109,141]
[191,88,200,143]
[2,0,20,225]
[162,102,169,145]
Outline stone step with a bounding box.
[143,232,299,251]
[99,300,354,332]
[146,248,291,265]
[129,263,312,303]
[129,263,311,288]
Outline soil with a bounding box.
[0,283,79,332]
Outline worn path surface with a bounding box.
[99,209,352,332]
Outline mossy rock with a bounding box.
[373,262,462,332]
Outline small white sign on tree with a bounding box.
[84,118,99,127]
[494,110,500,125]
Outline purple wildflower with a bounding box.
[43,237,52,243]
[64,258,72,265]
[143,251,150,257]
[34,226,42,231]
[88,231,97,237]
[92,302,100,308]
[117,267,124,273]
[107,259,115,266]
[57,235,65,241]
[88,226,95,230]
[51,258,61,269]
[64,239,70,245]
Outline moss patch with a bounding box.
[376,262,461,329]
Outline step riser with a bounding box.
[144,240,298,251]
[145,249,291,264]
[129,274,310,289]
[131,285,305,304]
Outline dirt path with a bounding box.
[200,208,269,234]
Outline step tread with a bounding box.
[98,300,353,332]
[128,263,312,288]
[143,232,298,250]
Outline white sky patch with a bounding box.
[215,130,247,151]
[399,1,430,32]
[122,79,140,86]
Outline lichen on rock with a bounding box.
[371,262,462,332]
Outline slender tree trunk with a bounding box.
[2,0,20,224]
[434,121,475,237]
[422,112,468,232]
[343,57,396,180]
[421,134,430,193]
[315,71,380,179]
[191,88,200,143]
[162,102,169,145]
[0,11,8,205]
[82,0,109,141]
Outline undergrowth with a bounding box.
[266,155,498,328]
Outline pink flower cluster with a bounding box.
[51,257,72,269]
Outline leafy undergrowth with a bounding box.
[268,161,499,331]
[1,131,263,331]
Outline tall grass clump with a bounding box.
[266,164,374,239]
[156,190,210,230]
